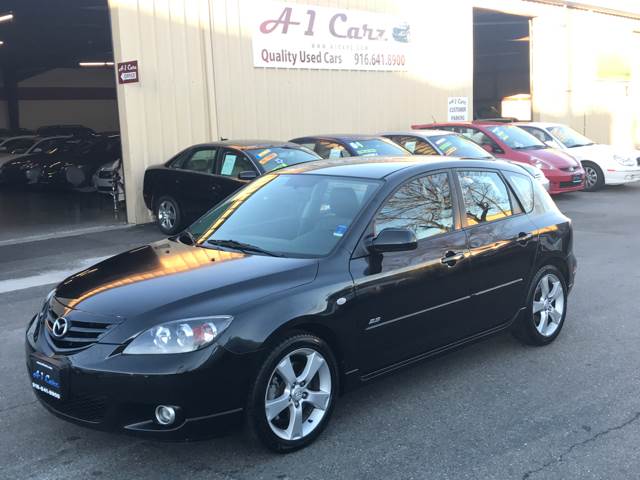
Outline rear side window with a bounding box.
[374,172,454,240]
[302,140,351,159]
[456,170,513,225]
[504,171,534,213]
[183,148,217,173]
[386,136,437,155]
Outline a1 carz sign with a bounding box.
[248,2,411,71]
[117,60,139,84]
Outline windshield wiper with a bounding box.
[176,230,197,246]
[568,142,594,148]
[206,239,282,257]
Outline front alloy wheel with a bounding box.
[265,348,332,441]
[582,161,604,191]
[247,334,338,452]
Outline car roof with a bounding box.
[380,130,455,138]
[273,155,520,180]
[291,134,387,142]
[189,140,306,150]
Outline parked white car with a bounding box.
[91,158,124,201]
[517,122,640,191]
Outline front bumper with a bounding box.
[604,165,640,185]
[25,316,262,440]
[546,170,585,194]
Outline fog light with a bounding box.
[155,405,176,426]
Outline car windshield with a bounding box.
[547,125,594,148]
[245,147,320,172]
[187,173,381,257]
[347,139,410,157]
[430,134,493,159]
[486,125,546,150]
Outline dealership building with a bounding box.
[0,0,639,237]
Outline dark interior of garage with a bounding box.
[473,8,531,120]
[0,0,123,242]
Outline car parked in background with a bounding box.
[516,122,640,191]
[381,129,550,191]
[33,135,121,189]
[289,134,410,158]
[35,124,96,138]
[27,156,576,451]
[92,158,124,200]
[0,128,34,142]
[143,140,321,234]
[412,122,585,194]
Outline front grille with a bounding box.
[98,170,113,179]
[44,307,115,353]
[37,390,107,423]
[560,180,581,188]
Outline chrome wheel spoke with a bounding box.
[540,277,550,297]
[265,393,290,421]
[533,300,545,314]
[305,390,330,410]
[537,311,549,334]
[548,281,561,301]
[287,404,304,440]
[276,356,297,387]
[549,308,562,324]
[298,352,324,385]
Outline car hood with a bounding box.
[0,154,23,167]
[566,144,638,163]
[528,148,581,169]
[54,239,319,322]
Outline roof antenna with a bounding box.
[220,136,228,141]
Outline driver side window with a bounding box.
[374,172,454,240]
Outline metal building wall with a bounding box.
[109,0,474,224]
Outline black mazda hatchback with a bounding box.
[26,156,576,452]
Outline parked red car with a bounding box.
[411,122,585,194]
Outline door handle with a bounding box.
[516,232,533,245]
[441,251,464,267]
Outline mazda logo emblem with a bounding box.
[51,317,69,338]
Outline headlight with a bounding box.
[123,316,233,354]
[613,154,634,166]
[532,158,550,170]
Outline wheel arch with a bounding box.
[261,317,347,391]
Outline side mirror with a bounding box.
[368,228,418,253]
[32,147,43,153]
[237,170,258,181]
[544,140,556,148]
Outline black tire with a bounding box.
[512,265,568,346]
[582,161,605,192]
[155,195,182,235]
[246,333,339,453]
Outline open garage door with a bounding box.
[473,8,532,120]
[0,0,124,243]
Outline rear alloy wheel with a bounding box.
[155,196,182,235]
[247,334,338,452]
[582,161,604,192]
[513,265,568,345]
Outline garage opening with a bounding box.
[473,8,532,120]
[0,0,123,243]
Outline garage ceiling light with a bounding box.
[79,61,115,67]
[0,13,13,23]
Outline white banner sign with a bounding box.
[249,2,411,71]
[447,97,469,121]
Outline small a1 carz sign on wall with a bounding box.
[117,60,139,84]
